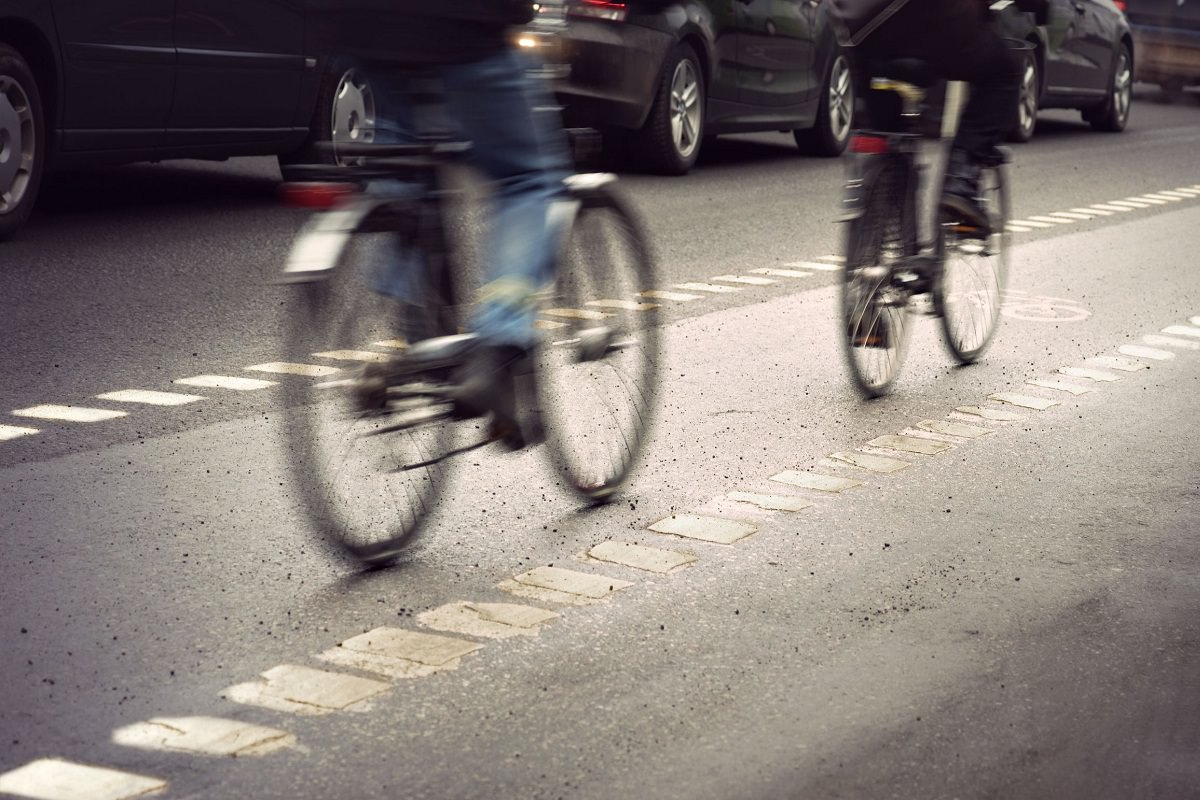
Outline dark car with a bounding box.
[0,1,378,241]
[1125,0,1200,91]
[994,0,1134,141]
[553,0,854,174]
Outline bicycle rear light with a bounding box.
[850,134,889,155]
[569,0,628,21]
[279,182,357,209]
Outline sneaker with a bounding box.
[450,344,542,451]
[940,149,991,237]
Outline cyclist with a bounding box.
[315,1,573,448]
[831,0,1040,234]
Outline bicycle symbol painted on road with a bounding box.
[1000,290,1092,322]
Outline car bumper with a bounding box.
[1131,25,1200,84]
[554,18,673,130]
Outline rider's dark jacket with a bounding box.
[312,0,534,65]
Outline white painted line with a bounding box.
[372,339,408,349]
[222,664,389,715]
[783,260,840,271]
[1089,204,1134,213]
[313,350,392,362]
[674,282,741,294]
[175,375,276,391]
[1027,215,1076,225]
[245,362,342,377]
[751,268,812,278]
[1141,193,1181,202]
[1006,218,1055,229]
[1186,316,1200,328]
[418,602,559,640]
[1163,324,1200,338]
[1106,199,1151,209]
[11,405,128,423]
[769,471,863,492]
[1058,366,1121,382]
[988,393,1061,410]
[1027,378,1095,396]
[1118,344,1175,361]
[916,419,995,438]
[1005,224,1033,233]
[0,759,166,800]
[319,627,482,679]
[828,451,911,473]
[709,274,777,286]
[1143,334,1200,350]
[588,541,698,574]
[639,290,702,301]
[816,254,845,264]
[1170,188,1200,196]
[1085,355,1148,372]
[1129,195,1168,205]
[867,434,953,455]
[1047,211,1096,221]
[955,405,1025,421]
[726,491,814,511]
[112,716,294,757]
[1156,190,1196,199]
[542,307,613,321]
[585,299,660,311]
[535,319,570,330]
[1071,207,1112,216]
[95,389,206,406]
[0,424,39,441]
[648,513,757,544]
[511,566,633,598]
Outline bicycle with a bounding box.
[277,124,659,566]
[839,57,1016,398]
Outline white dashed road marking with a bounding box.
[828,451,912,473]
[112,717,294,757]
[500,566,634,603]
[95,390,206,406]
[587,541,698,574]
[418,602,559,640]
[1085,355,1148,371]
[175,375,276,391]
[1144,334,1200,350]
[1089,203,1134,213]
[1027,378,1095,395]
[709,274,777,286]
[1058,366,1121,382]
[988,393,1060,410]
[1162,325,1200,339]
[585,299,660,311]
[11,405,128,423]
[648,514,758,544]
[245,362,342,377]
[639,290,702,302]
[1118,344,1174,361]
[222,665,389,715]
[783,260,839,271]
[0,758,167,800]
[674,282,741,294]
[319,628,483,679]
[769,471,864,492]
[0,424,39,441]
[312,349,392,362]
[726,491,815,511]
[751,268,811,278]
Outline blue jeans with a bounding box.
[367,48,572,351]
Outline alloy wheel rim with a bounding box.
[1113,52,1131,122]
[669,59,701,160]
[331,69,376,159]
[0,76,35,215]
[1019,58,1037,136]
[828,56,853,143]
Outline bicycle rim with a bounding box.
[284,231,458,566]
[841,159,912,398]
[937,163,1009,364]
[538,189,661,500]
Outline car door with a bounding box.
[168,0,309,145]
[50,0,176,151]
[734,0,817,113]
[1041,0,1099,90]
[1067,0,1119,95]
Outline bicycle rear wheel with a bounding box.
[935,160,1010,363]
[841,157,913,398]
[284,223,460,566]
[538,181,661,500]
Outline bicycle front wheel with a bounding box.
[284,224,459,566]
[841,157,913,398]
[935,160,1010,363]
[538,182,661,500]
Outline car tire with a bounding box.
[0,43,45,242]
[1083,42,1132,132]
[634,42,704,175]
[795,50,853,156]
[1009,49,1039,143]
[279,57,377,180]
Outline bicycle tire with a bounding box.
[935,160,1010,364]
[538,182,661,500]
[284,208,461,566]
[841,156,914,398]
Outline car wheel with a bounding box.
[795,51,853,156]
[279,57,377,179]
[634,42,704,175]
[1009,49,1039,143]
[1084,43,1131,132]
[0,44,45,242]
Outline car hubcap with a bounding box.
[669,59,701,160]
[1113,52,1131,122]
[1019,58,1037,135]
[828,56,853,143]
[331,69,376,155]
[0,76,34,215]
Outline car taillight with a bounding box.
[568,0,628,21]
[279,182,357,209]
[1112,0,1126,11]
[850,134,889,154]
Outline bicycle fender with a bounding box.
[836,155,894,223]
[280,197,393,283]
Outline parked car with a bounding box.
[1125,0,1200,91]
[0,1,377,241]
[993,0,1135,141]
[552,0,855,174]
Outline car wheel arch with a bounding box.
[1,23,59,135]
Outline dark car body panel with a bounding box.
[1126,0,1200,85]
